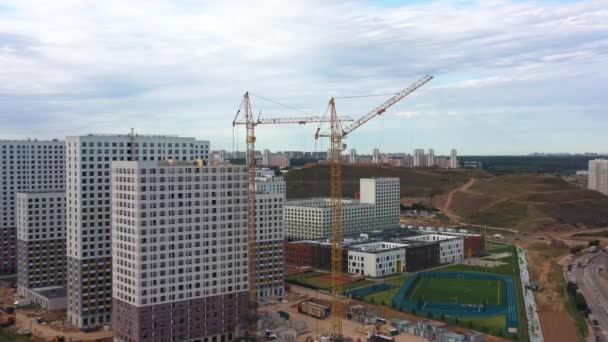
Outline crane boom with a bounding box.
[235,116,353,126]
[340,75,433,137]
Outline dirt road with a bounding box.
[15,312,113,341]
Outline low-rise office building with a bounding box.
[404,233,464,264]
[347,242,407,277]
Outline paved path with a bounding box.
[573,252,608,342]
[517,247,544,342]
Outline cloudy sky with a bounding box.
[0,0,606,155]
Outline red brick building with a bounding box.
[463,234,485,257]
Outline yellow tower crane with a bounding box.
[314,75,434,339]
[232,92,353,340]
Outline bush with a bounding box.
[570,245,584,254]
[589,240,600,247]
[575,293,588,311]
[426,311,433,319]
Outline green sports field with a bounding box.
[406,276,505,306]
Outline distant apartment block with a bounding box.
[349,149,357,164]
[427,149,435,166]
[450,149,458,169]
[413,149,425,167]
[65,133,209,328]
[16,191,67,309]
[111,160,247,342]
[588,159,608,195]
[372,148,380,164]
[255,172,285,299]
[0,140,65,276]
[284,178,400,239]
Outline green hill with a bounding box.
[446,175,608,231]
[283,163,489,199]
[283,164,608,232]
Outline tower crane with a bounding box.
[232,92,353,340]
[314,75,434,338]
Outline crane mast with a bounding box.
[317,75,434,339]
[232,93,353,339]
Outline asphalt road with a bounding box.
[572,251,608,342]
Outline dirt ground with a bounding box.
[516,227,608,342]
[282,284,508,342]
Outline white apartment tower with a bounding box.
[111,161,247,342]
[255,172,285,299]
[65,133,210,328]
[372,148,380,164]
[413,149,426,167]
[450,149,458,169]
[0,140,65,276]
[427,149,435,166]
[262,149,270,165]
[588,159,608,195]
[349,149,357,164]
[360,178,401,231]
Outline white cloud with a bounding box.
[0,0,606,154]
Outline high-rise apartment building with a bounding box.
[65,134,210,328]
[427,149,435,166]
[349,149,357,164]
[588,159,608,195]
[255,172,285,299]
[111,160,247,342]
[16,191,67,308]
[262,149,270,165]
[450,149,458,169]
[413,149,426,167]
[359,178,400,231]
[372,148,380,164]
[0,140,65,276]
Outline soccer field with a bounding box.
[407,276,505,306]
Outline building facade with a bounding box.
[349,149,357,164]
[372,148,380,164]
[427,149,435,166]
[0,140,65,276]
[588,159,608,195]
[413,149,425,167]
[404,234,464,264]
[65,134,210,328]
[450,149,458,169]
[111,160,248,342]
[284,198,375,239]
[16,191,66,294]
[255,173,285,299]
[347,242,407,277]
[360,178,400,231]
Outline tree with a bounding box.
[426,311,433,319]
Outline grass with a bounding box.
[342,279,375,292]
[0,330,31,342]
[286,270,374,292]
[407,276,505,306]
[486,241,509,251]
[364,287,400,306]
[457,316,507,336]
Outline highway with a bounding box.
[572,251,608,342]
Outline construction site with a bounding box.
[232,75,435,342]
